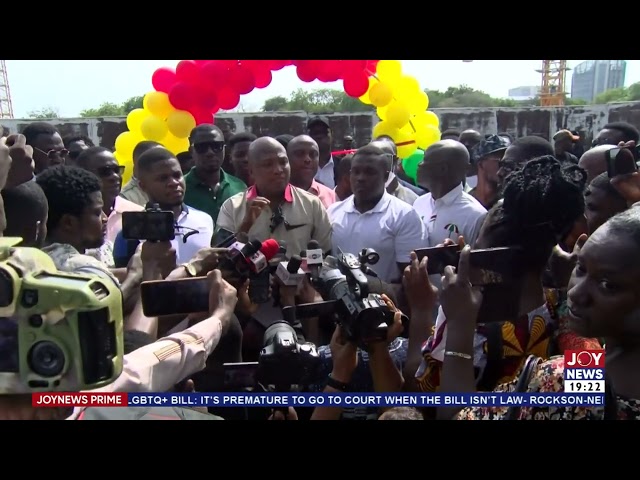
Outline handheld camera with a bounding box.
[121,203,175,242]
[292,248,406,347]
[0,238,124,394]
[223,321,321,392]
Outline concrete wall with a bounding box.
[3,102,640,152]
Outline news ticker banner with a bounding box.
[32,392,605,408]
[563,349,605,394]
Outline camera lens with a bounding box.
[28,341,65,377]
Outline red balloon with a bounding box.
[254,68,272,89]
[317,61,342,82]
[296,61,317,83]
[176,60,201,83]
[228,64,256,95]
[193,82,219,112]
[152,67,176,93]
[342,60,367,76]
[343,71,370,98]
[193,60,209,66]
[267,60,289,71]
[217,87,240,110]
[201,61,230,89]
[366,60,379,74]
[168,82,196,110]
[190,107,214,125]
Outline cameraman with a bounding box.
[310,299,405,420]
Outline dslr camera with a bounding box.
[295,248,405,347]
[223,321,321,392]
[0,238,124,393]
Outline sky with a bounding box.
[5,60,638,119]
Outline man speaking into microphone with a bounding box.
[214,137,332,329]
[215,136,332,258]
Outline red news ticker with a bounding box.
[32,392,127,407]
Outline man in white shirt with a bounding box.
[413,140,487,249]
[328,144,425,283]
[136,147,214,265]
[459,129,482,191]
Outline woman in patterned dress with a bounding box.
[439,208,640,420]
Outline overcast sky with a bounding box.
[5,60,637,119]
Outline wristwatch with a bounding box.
[181,262,198,277]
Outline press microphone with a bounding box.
[245,238,280,273]
[275,255,305,286]
[306,240,324,281]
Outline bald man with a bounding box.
[215,136,332,258]
[413,140,487,248]
[459,129,482,190]
[578,144,615,184]
[370,140,419,205]
[287,135,336,208]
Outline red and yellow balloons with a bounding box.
[114,59,440,184]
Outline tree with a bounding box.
[262,88,374,113]
[593,82,640,104]
[26,107,60,119]
[79,95,144,117]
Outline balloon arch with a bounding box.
[114,60,441,184]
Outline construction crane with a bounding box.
[462,60,569,106]
[536,60,569,106]
[0,61,14,119]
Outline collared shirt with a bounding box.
[119,177,149,208]
[327,192,425,283]
[67,314,224,420]
[172,205,215,264]
[308,179,336,209]
[389,181,419,206]
[216,184,332,258]
[184,169,247,226]
[315,156,335,189]
[413,184,487,248]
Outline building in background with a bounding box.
[570,60,627,102]
[508,85,540,101]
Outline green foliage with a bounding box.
[26,107,60,119]
[593,82,640,104]
[78,95,144,117]
[262,88,374,113]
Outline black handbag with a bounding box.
[504,355,543,420]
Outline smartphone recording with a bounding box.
[122,210,175,242]
[140,277,211,317]
[607,146,639,178]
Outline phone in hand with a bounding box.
[140,277,211,317]
[415,246,522,285]
[122,210,175,242]
[607,146,639,178]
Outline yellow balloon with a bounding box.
[162,133,190,155]
[144,91,174,119]
[414,110,439,128]
[386,101,411,129]
[376,105,388,121]
[395,75,421,95]
[114,132,138,158]
[372,121,400,140]
[395,127,418,159]
[167,110,196,139]
[369,82,393,107]
[376,60,402,83]
[114,150,134,185]
[126,108,150,133]
[408,91,429,115]
[140,115,169,142]
[359,77,376,105]
[415,124,441,150]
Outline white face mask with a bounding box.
[385,171,396,188]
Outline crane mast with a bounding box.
[0,61,14,119]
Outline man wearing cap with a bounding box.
[307,116,337,189]
[468,134,509,209]
[553,129,580,164]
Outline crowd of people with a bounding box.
[0,114,638,420]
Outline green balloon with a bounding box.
[402,149,424,182]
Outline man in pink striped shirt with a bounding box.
[287,135,336,209]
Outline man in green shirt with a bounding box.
[183,124,247,230]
